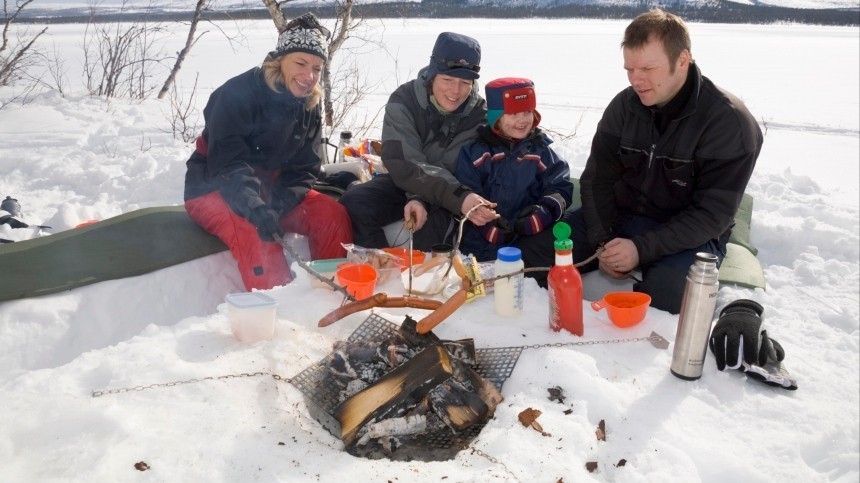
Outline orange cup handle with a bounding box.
[591,300,607,312]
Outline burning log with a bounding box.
[335,344,455,447]
[427,379,489,432]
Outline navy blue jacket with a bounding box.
[455,125,573,261]
[184,67,323,220]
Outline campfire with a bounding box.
[291,314,523,461]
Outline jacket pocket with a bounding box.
[661,157,694,191]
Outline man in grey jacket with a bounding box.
[339,32,497,251]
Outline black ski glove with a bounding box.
[709,299,797,390]
[248,206,283,242]
[741,329,797,390]
[709,299,764,370]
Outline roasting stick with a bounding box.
[415,254,471,334]
[274,234,356,303]
[405,214,417,296]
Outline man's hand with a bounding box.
[597,238,639,278]
[460,193,499,227]
[404,200,428,231]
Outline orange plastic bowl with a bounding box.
[336,263,378,299]
[591,292,651,328]
[382,248,426,271]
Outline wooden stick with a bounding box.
[274,235,355,302]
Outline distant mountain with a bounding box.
[17,0,860,25]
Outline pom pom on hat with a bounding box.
[425,32,482,81]
[269,13,330,62]
[485,77,538,129]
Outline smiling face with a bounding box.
[623,36,690,108]
[279,52,324,98]
[431,73,474,112]
[496,111,534,139]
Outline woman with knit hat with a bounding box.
[454,77,574,263]
[184,13,352,291]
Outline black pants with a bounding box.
[338,174,455,251]
[519,209,726,314]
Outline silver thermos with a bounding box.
[670,252,720,380]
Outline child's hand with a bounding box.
[479,218,515,245]
[513,204,553,236]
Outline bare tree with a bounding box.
[161,72,201,142]
[157,0,208,99]
[0,0,47,88]
[81,0,170,99]
[261,0,285,31]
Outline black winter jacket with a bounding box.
[580,63,762,265]
[184,67,323,220]
[381,66,487,215]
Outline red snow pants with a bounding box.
[185,190,352,291]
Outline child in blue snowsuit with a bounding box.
[454,78,573,263]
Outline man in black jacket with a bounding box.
[522,9,763,313]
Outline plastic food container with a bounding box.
[226,292,277,343]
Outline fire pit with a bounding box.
[290,313,523,461]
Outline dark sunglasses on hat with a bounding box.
[285,14,331,41]
[433,56,481,73]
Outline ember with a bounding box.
[290,314,523,461]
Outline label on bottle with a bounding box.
[547,261,583,336]
[494,257,523,316]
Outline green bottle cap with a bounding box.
[553,221,573,251]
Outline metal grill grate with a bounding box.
[290,313,523,461]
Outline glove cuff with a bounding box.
[719,299,764,318]
[539,193,566,221]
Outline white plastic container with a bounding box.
[226,292,277,343]
[494,247,524,316]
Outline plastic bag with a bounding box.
[342,243,402,284]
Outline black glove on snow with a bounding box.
[709,299,797,390]
[709,299,764,370]
[742,329,796,390]
[249,206,283,242]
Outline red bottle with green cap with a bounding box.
[548,221,583,335]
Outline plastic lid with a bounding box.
[497,246,522,262]
[339,131,352,140]
[226,292,276,308]
[552,221,573,251]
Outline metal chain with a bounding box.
[466,444,520,482]
[523,333,665,351]
[90,333,665,398]
[91,371,290,398]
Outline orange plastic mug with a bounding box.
[591,292,651,328]
[382,248,426,271]
[336,263,378,299]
